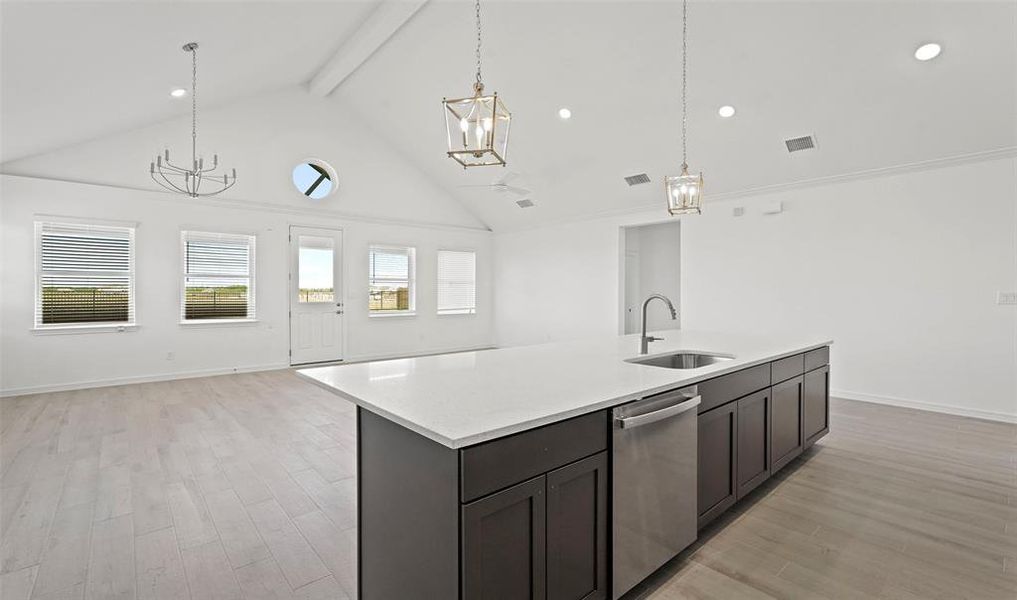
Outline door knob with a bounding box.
[336,310,344,315]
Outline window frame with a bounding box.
[179,230,258,325]
[436,248,477,316]
[33,219,138,333]
[368,244,416,317]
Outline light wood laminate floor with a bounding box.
[1,370,1015,599]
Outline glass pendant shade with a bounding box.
[443,82,511,168]
[664,165,703,215]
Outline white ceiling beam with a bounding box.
[308,0,429,97]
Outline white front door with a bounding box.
[289,226,343,365]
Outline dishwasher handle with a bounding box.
[615,395,701,429]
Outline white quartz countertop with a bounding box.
[297,330,832,449]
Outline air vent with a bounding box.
[785,135,817,153]
[624,173,652,186]
[516,199,534,208]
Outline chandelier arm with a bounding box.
[152,171,190,195]
[194,178,236,197]
[161,158,191,173]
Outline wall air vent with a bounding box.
[785,135,817,153]
[624,173,652,186]
[516,199,534,208]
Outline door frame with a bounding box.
[288,224,346,366]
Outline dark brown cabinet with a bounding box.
[547,453,608,600]
[771,375,805,472]
[697,401,738,528]
[804,364,830,447]
[463,476,548,600]
[736,388,771,499]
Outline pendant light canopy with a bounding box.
[664,0,703,215]
[442,0,511,168]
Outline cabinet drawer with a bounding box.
[698,364,771,414]
[771,354,805,384]
[804,346,830,372]
[460,411,607,503]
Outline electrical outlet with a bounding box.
[166,352,175,361]
[732,206,745,217]
[997,291,1017,305]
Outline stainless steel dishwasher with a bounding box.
[612,386,700,599]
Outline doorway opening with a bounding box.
[289,226,344,365]
[621,222,681,335]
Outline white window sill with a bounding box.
[179,319,259,328]
[369,311,417,319]
[438,310,477,316]
[32,324,138,335]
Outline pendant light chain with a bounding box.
[681,0,688,169]
[474,0,483,86]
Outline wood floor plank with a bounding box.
[85,514,134,600]
[203,489,270,569]
[291,511,356,598]
[166,478,218,550]
[0,566,38,600]
[180,540,242,600]
[32,503,93,598]
[245,499,328,591]
[134,527,190,600]
[233,559,296,600]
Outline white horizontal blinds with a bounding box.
[182,231,255,321]
[36,221,135,326]
[437,250,476,315]
[369,246,413,312]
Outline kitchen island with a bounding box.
[298,330,832,599]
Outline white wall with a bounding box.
[0,175,494,395]
[623,222,681,333]
[494,158,1017,421]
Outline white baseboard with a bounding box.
[833,389,1017,424]
[1,362,290,398]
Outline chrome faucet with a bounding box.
[640,294,678,354]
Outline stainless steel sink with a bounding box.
[627,352,734,369]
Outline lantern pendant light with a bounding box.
[442,0,511,168]
[664,0,703,215]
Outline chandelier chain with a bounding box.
[475,0,483,84]
[681,0,688,168]
[191,45,198,167]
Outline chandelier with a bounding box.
[150,42,236,197]
[664,0,703,215]
[442,0,511,168]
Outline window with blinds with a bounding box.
[181,231,256,322]
[437,250,476,315]
[36,221,136,328]
[368,246,415,314]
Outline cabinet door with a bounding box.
[463,476,547,600]
[771,375,804,472]
[697,402,737,529]
[547,453,608,600]
[804,365,830,447]
[736,389,771,499]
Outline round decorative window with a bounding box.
[292,160,337,200]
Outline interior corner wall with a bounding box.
[0,175,494,396]
[494,157,1017,421]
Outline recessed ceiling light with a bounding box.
[718,105,736,118]
[914,43,942,61]
[558,107,572,120]
[170,88,187,98]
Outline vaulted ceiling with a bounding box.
[3,1,1015,232]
